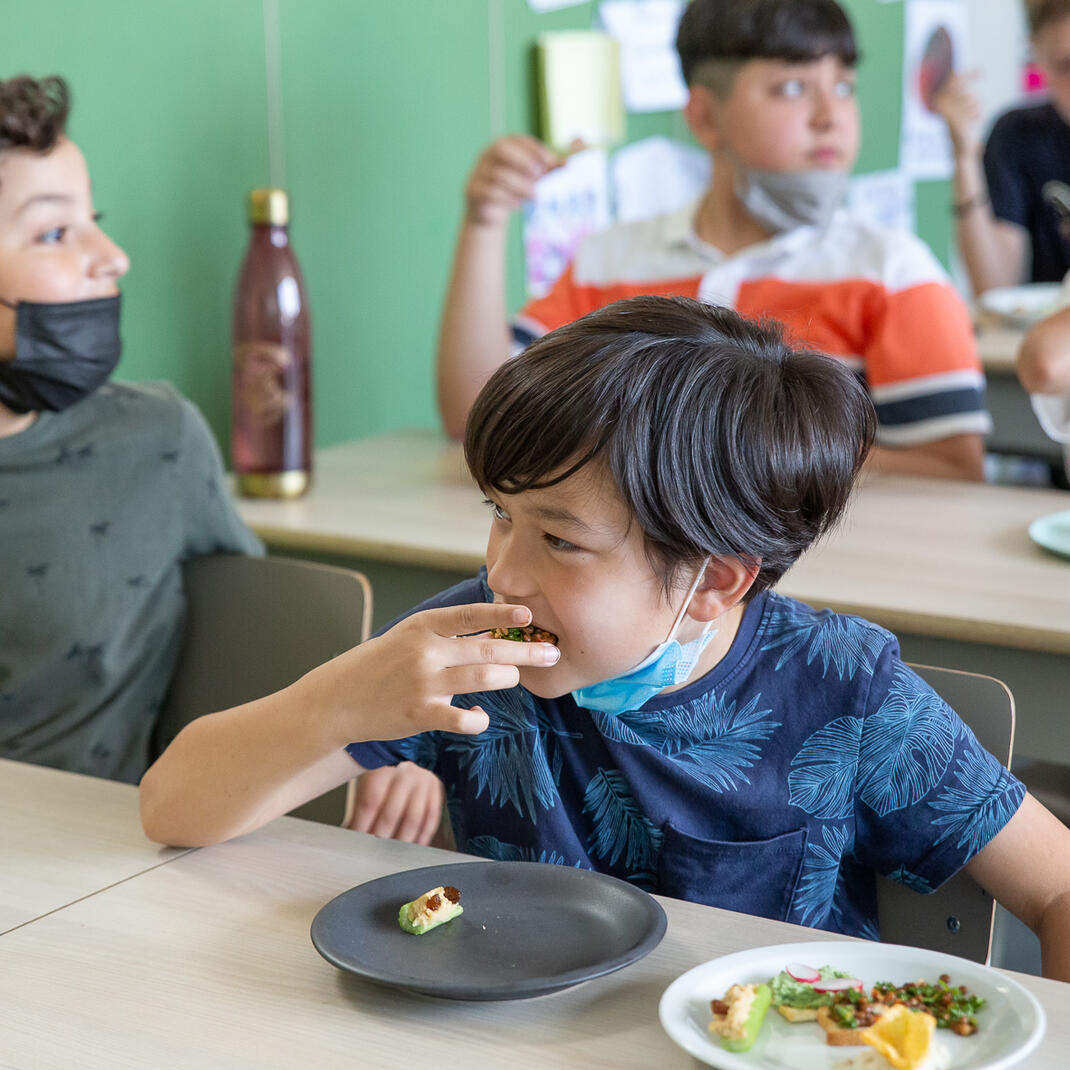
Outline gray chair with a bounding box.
[1015,759,1070,828]
[154,553,372,825]
[875,663,1015,964]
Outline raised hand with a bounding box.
[931,71,983,159]
[464,135,565,227]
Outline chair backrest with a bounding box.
[154,554,372,758]
[876,663,1015,964]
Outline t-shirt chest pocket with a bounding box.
[656,823,808,923]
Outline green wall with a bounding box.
[1,0,940,450]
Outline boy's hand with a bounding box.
[347,762,446,845]
[931,71,982,159]
[300,602,560,744]
[465,135,565,227]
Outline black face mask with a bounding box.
[0,293,122,413]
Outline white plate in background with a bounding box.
[978,283,1063,330]
[658,940,1045,1069]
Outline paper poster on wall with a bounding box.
[523,148,611,298]
[900,0,966,180]
[611,136,710,223]
[848,170,916,234]
[598,1,687,113]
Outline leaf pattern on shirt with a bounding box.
[445,687,562,823]
[888,865,934,894]
[465,834,586,868]
[794,822,852,927]
[762,601,887,680]
[788,716,863,820]
[930,737,1025,857]
[589,709,652,747]
[857,664,957,817]
[857,917,881,942]
[396,732,439,770]
[653,691,780,793]
[582,768,663,874]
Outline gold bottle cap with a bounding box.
[248,188,289,226]
[237,470,309,499]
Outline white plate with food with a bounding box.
[978,283,1062,329]
[658,941,1045,1070]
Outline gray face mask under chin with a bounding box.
[733,166,849,233]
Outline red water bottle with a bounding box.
[232,187,312,498]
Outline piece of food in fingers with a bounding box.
[708,982,772,1053]
[398,885,463,934]
[490,623,558,644]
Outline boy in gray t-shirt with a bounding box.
[0,75,260,782]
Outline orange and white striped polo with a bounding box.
[511,202,990,447]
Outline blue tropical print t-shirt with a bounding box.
[347,575,1024,939]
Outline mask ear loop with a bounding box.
[665,554,713,643]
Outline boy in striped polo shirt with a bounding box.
[436,0,989,481]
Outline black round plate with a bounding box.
[310,860,667,1001]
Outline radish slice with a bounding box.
[813,977,862,993]
[785,963,821,983]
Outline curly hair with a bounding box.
[0,75,70,154]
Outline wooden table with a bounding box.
[237,431,1070,761]
[2,765,1067,1069]
[0,758,189,934]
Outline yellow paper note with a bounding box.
[536,31,624,153]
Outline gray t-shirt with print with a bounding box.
[0,380,262,783]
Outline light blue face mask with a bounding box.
[571,559,717,715]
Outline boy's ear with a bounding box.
[689,554,760,621]
[683,84,723,153]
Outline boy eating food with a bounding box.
[141,296,1070,981]
[436,0,988,482]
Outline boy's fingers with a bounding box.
[440,662,522,697]
[349,768,391,831]
[482,169,540,202]
[369,787,409,838]
[422,701,490,736]
[447,634,560,668]
[424,601,531,638]
[417,799,444,846]
[495,136,560,176]
[395,789,436,844]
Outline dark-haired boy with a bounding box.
[142,295,1070,980]
[437,0,988,482]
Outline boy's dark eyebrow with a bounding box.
[15,193,74,216]
[531,504,601,533]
